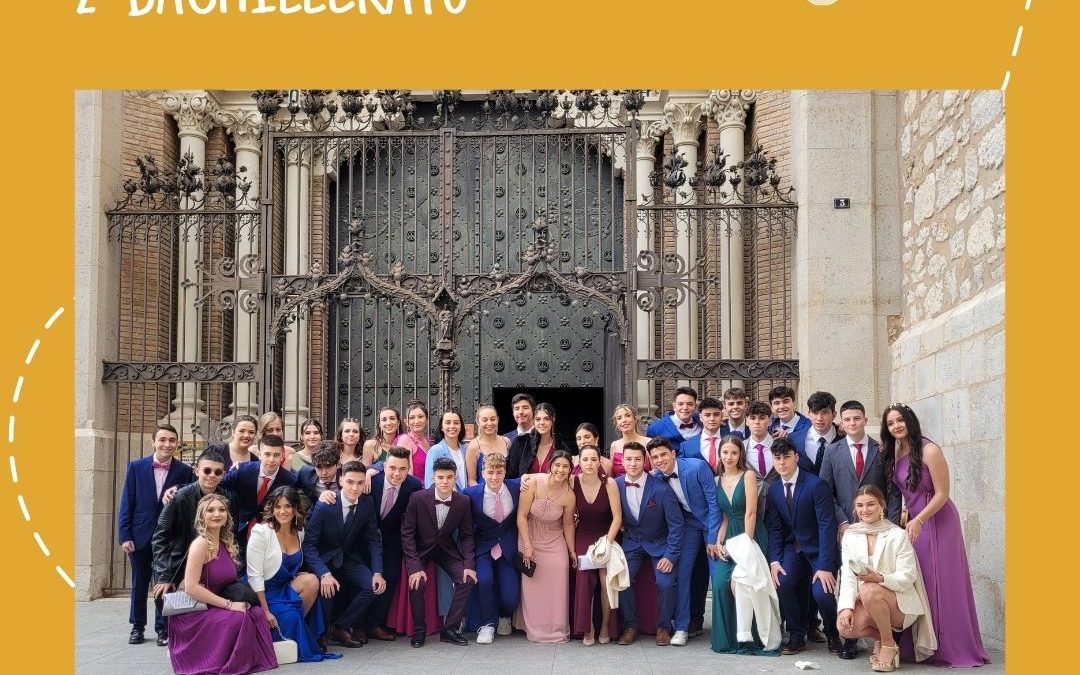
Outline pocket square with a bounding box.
[646,499,657,508]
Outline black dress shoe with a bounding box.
[317,634,329,652]
[826,634,843,654]
[440,629,468,646]
[410,632,426,648]
[782,637,806,655]
[688,622,704,638]
[156,632,168,647]
[128,628,144,645]
[839,638,858,660]
[807,626,827,643]
[329,626,364,648]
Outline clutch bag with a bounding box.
[162,590,207,616]
[847,558,877,577]
[513,551,536,578]
[272,629,298,664]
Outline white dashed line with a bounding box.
[1011,25,1024,57]
[1001,71,1011,91]
[34,532,50,557]
[7,416,14,443]
[12,376,23,404]
[17,495,30,521]
[44,307,64,330]
[56,566,75,588]
[9,457,17,484]
[24,340,39,365]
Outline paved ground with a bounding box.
[77,599,1004,674]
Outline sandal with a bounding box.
[597,629,610,645]
[870,639,881,666]
[871,643,900,672]
[583,633,596,646]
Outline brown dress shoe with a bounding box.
[655,627,672,646]
[617,627,637,645]
[350,628,368,644]
[369,626,396,641]
[329,626,363,648]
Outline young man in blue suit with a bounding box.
[367,447,423,641]
[304,460,387,649]
[219,433,297,549]
[117,424,194,646]
[679,396,723,471]
[297,442,340,509]
[719,387,749,439]
[769,385,811,453]
[463,453,521,644]
[647,437,720,646]
[765,437,842,657]
[615,441,684,647]
[646,386,701,448]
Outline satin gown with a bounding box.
[571,479,619,640]
[518,494,571,642]
[262,550,341,662]
[895,440,989,667]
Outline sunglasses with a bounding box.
[200,467,225,476]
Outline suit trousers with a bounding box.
[475,552,520,627]
[689,543,710,630]
[775,548,838,640]
[408,550,475,633]
[368,549,402,629]
[672,525,705,632]
[619,547,676,631]
[128,546,164,633]
[322,563,375,631]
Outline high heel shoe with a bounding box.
[871,643,900,672]
[870,639,881,666]
[583,633,596,646]
[597,629,610,645]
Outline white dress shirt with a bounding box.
[435,492,452,529]
[805,426,838,466]
[662,471,690,512]
[848,435,869,467]
[744,436,774,478]
[699,433,722,466]
[340,494,358,522]
[625,473,648,521]
[483,484,513,521]
[672,413,701,440]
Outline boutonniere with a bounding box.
[646,499,657,509]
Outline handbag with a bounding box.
[847,558,878,577]
[271,628,298,665]
[512,551,536,578]
[161,550,209,617]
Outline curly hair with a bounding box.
[194,493,239,563]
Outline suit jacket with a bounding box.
[677,433,722,469]
[769,414,812,466]
[463,479,521,559]
[303,491,383,578]
[765,470,838,573]
[118,455,194,549]
[819,437,902,526]
[246,523,307,593]
[400,487,475,576]
[371,473,423,571]
[151,483,238,584]
[616,474,684,562]
[646,413,701,449]
[653,457,721,546]
[719,421,749,440]
[798,423,843,475]
[219,461,298,539]
[504,431,572,479]
[297,465,339,505]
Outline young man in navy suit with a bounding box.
[367,447,423,641]
[646,386,701,448]
[117,424,194,646]
[648,437,720,646]
[719,387,749,439]
[303,460,386,649]
[765,438,841,657]
[615,442,684,647]
[463,453,521,644]
[219,433,297,549]
[769,385,811,452]
[802,391,841,475]
[503,393,536,442]
[297,442,340,509]
[401,456,476,647]
[744,401,776,482]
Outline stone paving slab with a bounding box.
[78,599,1004,674]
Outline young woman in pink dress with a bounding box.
[395,400,432,481]
[880,404,989,668]
[517,450,577,643]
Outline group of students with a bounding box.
[118,386,989,674]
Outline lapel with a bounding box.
[864,438,881,474]
[675,459,694,505]
[838,438,858,480]
[617,478,637,525]
[869,527,890,570]
[371,476,384,513]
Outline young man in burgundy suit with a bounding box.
[400,456,477,647]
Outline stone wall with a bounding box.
[891,89,1005,648]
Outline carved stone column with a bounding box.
[706,90,756,371]
[283,143,313,439]
[634,113,668,416]
[664,98,706,376]
[217,107,262,418]
[160,90,216,435]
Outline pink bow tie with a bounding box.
[153,460,170,469]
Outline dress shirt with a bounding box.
[340,494,358,522]
[805,426,838,465]
[775,416,797,432]
[699,433,721,465]
[625,473,648,520]
[782,468,801,494]
[435,492,452,529]
[483,484,513,520]
[380,480,402,515]
[316,479,338,496]
[153,458,170,499]
[848,435,869,467]
[516,425,533,436]
[744,436,774,477]
[726,421,748,438]
[662,471,690,512]
[672,413,701,440]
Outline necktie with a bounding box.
[345,502,356,527]
[152,460,170,469]
[249,475,271,532]
[815,437,827,473]
[756,443,766,476]
[785,481,794,514]
[381,485,397,519]
[708,436,718,469]
[854,442,865,480]
[491,491,506,560]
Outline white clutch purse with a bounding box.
[847,558,877,576]
[271,630,298,665]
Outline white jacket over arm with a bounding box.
[246,523,306,594]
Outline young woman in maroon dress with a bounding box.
[571,445,621,644]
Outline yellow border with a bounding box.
[0,0,1066,669]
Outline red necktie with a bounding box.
[708,436,718,470]
[756,443,766,476]
[854,443,864,480]
[249,475,271,532]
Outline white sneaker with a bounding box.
[477,625,495,644]
[496,617,513,636]
[670,630,688,646]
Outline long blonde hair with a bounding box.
[194,493,239,563]
[611,403,641,434]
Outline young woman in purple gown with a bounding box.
[880,404,989,668]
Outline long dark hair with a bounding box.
[259,486,308,532]
[333,417,366,454]
[435,409,465,444]
[880,404,925,499]
[530,402,568,455]
[717,434,749,476]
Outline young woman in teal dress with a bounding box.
[711,435,778,655]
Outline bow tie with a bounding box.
[661,473,678,481]
[152,460,170,469]
[679,422,695,430]
[435,498,452,506]
[625,482,641,488]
